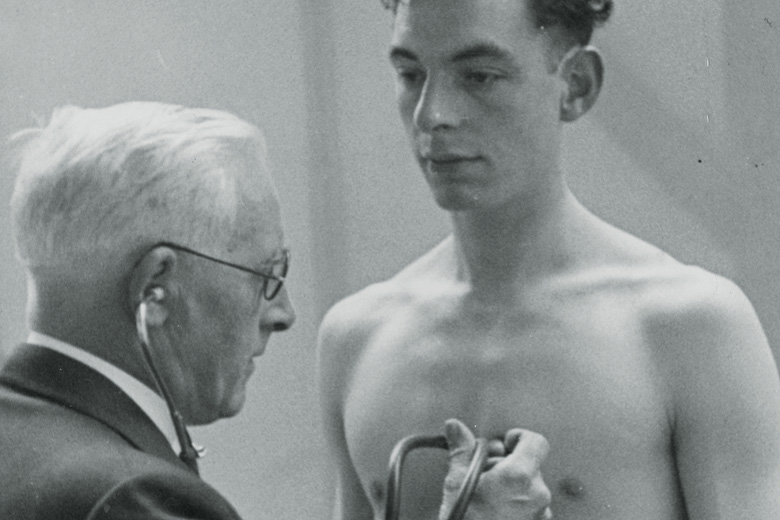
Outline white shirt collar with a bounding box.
[26,331,181,455]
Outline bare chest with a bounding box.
[342,299,684,520]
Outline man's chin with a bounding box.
[432,189,483,212]
[220,386,250,419]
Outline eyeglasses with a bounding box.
[151,241,289,300]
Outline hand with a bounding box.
[439,419,552,520]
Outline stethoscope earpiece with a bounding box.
[145,286,165,303]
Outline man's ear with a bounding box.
[558,46,604,123]
[128,247,178,327]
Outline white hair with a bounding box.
[9,102,270,274]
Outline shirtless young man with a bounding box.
[317,0,780,519]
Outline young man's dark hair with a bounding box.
[380,0,613,45]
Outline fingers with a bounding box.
[504,429,550,471]
[504,428,524,453]
[498,428,551,508]
[483,439,506,471]
[440,419,479,520]
[444,418,477,466]
[479,428,552,518]
[487,438,506,457]
[525,468,553,512]
[445,423,550,476]
[504,430,552,515]
[439,420,553,520]
[483,428,549,472]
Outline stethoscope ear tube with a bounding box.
[135,301,201,471]
[384,434,489,520]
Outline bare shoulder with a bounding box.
[317,238,453,384]
[583,219,762,348]
[317,281,403,362]
[638,261,766,353]
[571,216,768,361]
[319,239,452,343]
[629,248,780,517]
[578,224,778,427]
[631,257,777,417]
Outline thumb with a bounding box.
[444,418,476,467]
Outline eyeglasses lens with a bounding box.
[263,252,289,300]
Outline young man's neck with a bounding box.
[448,183,586,292]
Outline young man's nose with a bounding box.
[413,77,463,133]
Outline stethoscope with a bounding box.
[136,290,204,472]
[384,433,490,520]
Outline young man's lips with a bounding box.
[424,155,480,164]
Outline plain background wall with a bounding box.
[2,1,779,519]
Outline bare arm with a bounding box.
[651,276,780,518]
[317,304,376,520]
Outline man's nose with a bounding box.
[412,76,463,133]
[262,286,296,332]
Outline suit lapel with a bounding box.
[0,344,192,473]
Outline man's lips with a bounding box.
[423,155,482,173]
[422,153,480,164]
[245,358,258,379]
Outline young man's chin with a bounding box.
[430,185,488,212]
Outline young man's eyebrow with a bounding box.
[450,42,513,62]
[389,42,513,64]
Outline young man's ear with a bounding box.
[558,46,604,123]
[128,247,178,327]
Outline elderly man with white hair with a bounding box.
[0,102,551,520]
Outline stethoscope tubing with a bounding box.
[385,434,490,520]
[136,301,201,469]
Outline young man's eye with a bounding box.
[394,67,425,86]
[463,70,502,87]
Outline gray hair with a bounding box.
[9,102,269,274]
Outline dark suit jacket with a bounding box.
[0,344,243,519]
